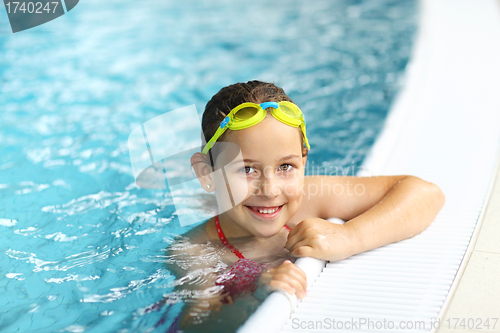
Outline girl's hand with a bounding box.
[285,218,360,261]
[258,260,307,298]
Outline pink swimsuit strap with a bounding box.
[214,215,290,259]
[215,215,245,259]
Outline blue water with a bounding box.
[0,0,417,332]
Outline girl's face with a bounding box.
[213,114,307,239]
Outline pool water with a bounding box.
[0,0,417,331]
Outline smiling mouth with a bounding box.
[245,204,285,218]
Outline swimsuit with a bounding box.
[214,215,290,301]
[161,217,291,332]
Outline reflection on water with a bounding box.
[0,0,416,331]
[158,223,295,332]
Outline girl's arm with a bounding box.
[286,175,445,261]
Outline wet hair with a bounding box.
[201,80,307,166]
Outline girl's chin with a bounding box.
[251,223,286,238]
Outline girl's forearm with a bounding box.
[344,176,445,255]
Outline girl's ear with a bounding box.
[301,147,308,167]
[191,152,215,192]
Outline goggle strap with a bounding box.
[260,101,279,110]
[203,124,228,154]
[220,116,230,129]
[301,124,310,150]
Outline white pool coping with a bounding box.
[238,0,500,332]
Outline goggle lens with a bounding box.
[279,103,302,119]
[233,106,259,121]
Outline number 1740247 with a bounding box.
[445,318,498,330]
[5,2,59,14]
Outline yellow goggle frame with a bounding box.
[202,101,310,154]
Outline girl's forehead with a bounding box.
[225,116,303,159]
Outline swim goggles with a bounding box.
[202,101,310,154]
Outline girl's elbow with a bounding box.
[419,177,446,210]
[431,182,446,209]
[406,176,445,209]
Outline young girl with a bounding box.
[162,80,444,332]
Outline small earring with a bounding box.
[206,184,211,189]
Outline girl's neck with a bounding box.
[214,214,291,262]
[212,214,290,245]
[216,213,262,241]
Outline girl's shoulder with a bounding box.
[293,175,355,223]
[301,174,412,221]
[169,217,218,248]
[164,218,223,279]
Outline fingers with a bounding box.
[285,232,301,252]
[286,220,329,257]
[281,260,307,291]
[268,279,295,296]
[286,218,356,262]
[285,226,306,251]
[285,219,315,252]
[287,234,314,253]
[267,261,308,298]
[286,228,318,255]
[287,222,301,239]
[290,244,314,257]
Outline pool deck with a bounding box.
[436,156,500,333]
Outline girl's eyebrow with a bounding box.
[279,154,301,161]
[228,155,301,166]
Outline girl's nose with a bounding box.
[255,174,282,198]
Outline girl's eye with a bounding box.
[243,166,256,174]
[279,164,294,172]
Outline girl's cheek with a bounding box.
[211,171,249,211]
[224,174,252,204]
[282,176,304,198]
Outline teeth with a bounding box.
[257,207,278,214]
